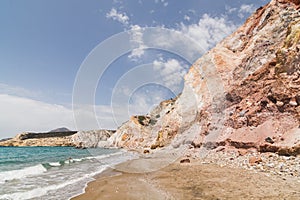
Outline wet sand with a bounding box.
[72,158,300,200]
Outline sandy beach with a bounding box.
[72,157,300,200]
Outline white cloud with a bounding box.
[106,8,129,25]
[0,94,129,138]
[128,86,172,115]
[105,59,185,120]
[0,94,76,138]
[113,0,122,4]
[106,9,147,61]
[95,104,128,129]
[238,4,256,18]
[129,92,152,115]
[71,102,130,131]
[108,6,238,63]
[95,87,173,127]
[154,0,168,7]
[128,25,147,61]
[179,14,237,52]
[226,4,256,18]
[225,5,237,14]
[153,59,188,90]
[184,15,191,21]
[140,14,237,63]
[240,4,256,13]
[188,9,196,14]
[0,83,39,99]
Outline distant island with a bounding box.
[49,127,72,132]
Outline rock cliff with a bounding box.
[71,130,116,148]
[0,129,114,147]
[0,130,77,147]
[105,0,300,156]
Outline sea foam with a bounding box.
[0,165,108,200]
[0,148,137,200]
[0,164,46,183]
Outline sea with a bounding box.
[0,146,137,200]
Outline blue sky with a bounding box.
[0,0,269,138]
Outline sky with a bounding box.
[0,0,269,138]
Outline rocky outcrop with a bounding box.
[0,131,77,147]
[0,138,12,142]
[71,130,116,148]
[103,0,300,156]
[0,129,115,147]
[49,127,72,132]
[0,135,74,147]
[105,96,195,149]
[211,0,300,155]
[17,131,77,140]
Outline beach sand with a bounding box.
[72,158,300,200]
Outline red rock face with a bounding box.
[177,0,300,155]
[99,0,300,156]
[284,0,300,5]
[278,0,300,8]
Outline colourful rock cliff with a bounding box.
[106,0,300,155]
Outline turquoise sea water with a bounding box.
[0,147,136,200]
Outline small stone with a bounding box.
[289,98,298,106]
[266,163,275,168]
[268,153,274,158]
[248,148,258,154]
[265,137,275,144]
[216,146,225,152]
[239,110,247,117]
[282,156,290,160]
[180,158,191,164]
[238,149,248,156]
[249,156,263,166]
[143,149,150,154]
[276,101,284,107]
[150,144,159,149]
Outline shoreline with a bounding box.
[72,151,300,200]
[68,167,122,200]
[0,147,136,200]
[68,149,140,200]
